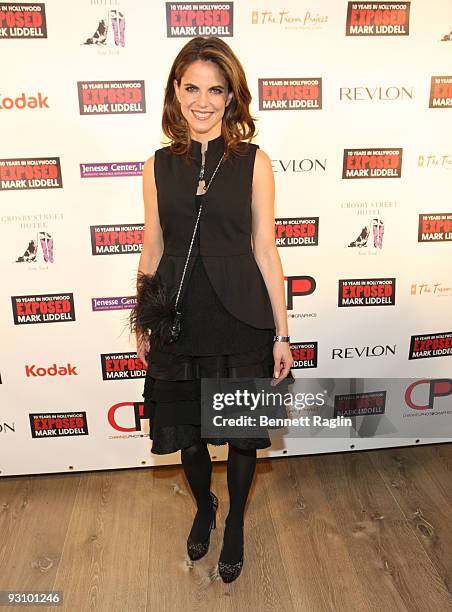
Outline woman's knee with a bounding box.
[181,440,207,458]
[228,444,256,458]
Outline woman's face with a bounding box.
[174,59,233,142]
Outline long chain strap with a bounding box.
[173,150,225,310]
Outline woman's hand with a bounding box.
[272,341,293,385]
[136,331,150,368]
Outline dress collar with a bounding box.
[190,133,225,162]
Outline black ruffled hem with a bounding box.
[148,423,273,455]
[146,340,275,381]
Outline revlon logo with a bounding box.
[272,158,326,172]
[332,345,396,359]
[339,86,413,101]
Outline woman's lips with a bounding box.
[192,109,213,121]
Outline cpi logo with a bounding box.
[108,401,146,432]
[405,378,452,410]
[285,275,316,309]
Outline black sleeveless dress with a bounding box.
[143,155,295,455]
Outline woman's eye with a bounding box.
[185,86,222,94]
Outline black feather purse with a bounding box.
[129,149,225,345]
[130,269,181,345]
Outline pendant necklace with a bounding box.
[196,142,207,195]
[196,141,225,195]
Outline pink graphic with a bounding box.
[111,10,125,47]
[371,218,384,249]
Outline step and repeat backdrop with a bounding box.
[1,0,451,475]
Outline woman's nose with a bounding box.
[198,91,209,107]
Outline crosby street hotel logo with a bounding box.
[82,6,126,48]
[343,148,402,178]
[345,2,410,36]
[77,81,146,114]
[0,2,47,38]
[166,2,233,37]
[429,76,452,108]
[258,78,322,110]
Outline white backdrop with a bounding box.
[1,0,451,475]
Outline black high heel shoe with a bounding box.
[187,491,218,561]
[218,522,244,583]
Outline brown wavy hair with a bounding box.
[161,36,258,162]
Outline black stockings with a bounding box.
[222,444,256,562]
[181,440,213,543]
[181,441,257,562]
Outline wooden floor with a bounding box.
[1,443,451,611]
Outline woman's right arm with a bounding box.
[135,154,164,367]
[138,154,164,277]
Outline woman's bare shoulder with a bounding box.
[143,153,155,170]
[254,146,271,163]
[253,147,273,185]
[143,152,161,179]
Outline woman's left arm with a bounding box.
[251,147,293,382]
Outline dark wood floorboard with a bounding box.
[1,443,451,611]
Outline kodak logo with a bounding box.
[0,92,49,110]
[25,363,78,377]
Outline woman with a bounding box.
[132,36,294,583]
